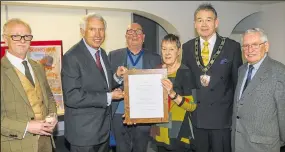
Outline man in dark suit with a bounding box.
[182,3,243,152]
[61,13,125,152]
[108,23,161,152]
[232,28,285,152]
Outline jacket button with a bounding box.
[210,89,214,91]
[197,101,201,104]
[237,116,240,119]
[31,117,34,120]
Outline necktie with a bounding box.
[201,41,209,66]
[95,50,103,71]
[242,65,254,93]
[22,61,35,87]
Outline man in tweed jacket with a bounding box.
[1,18,57,152]
[232,28,285,152]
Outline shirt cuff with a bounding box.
[113,73,123,84]
[23,122,29,138]
[107,92,112,106]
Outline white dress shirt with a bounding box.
[6,51,35,82]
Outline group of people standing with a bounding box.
[1,2,285,152]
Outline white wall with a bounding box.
[5,5,85,54]
[87,9,131,53]
[1,5,6,37]
[1,1,260,43]
[260,2,285,64]
[1,5,131,54]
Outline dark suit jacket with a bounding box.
[182,34,242,129]
[61,39,113,146]
[108,48,161,117]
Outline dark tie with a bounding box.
[22,61,35,87]
[95,51,103,71]
[242,65,254,93]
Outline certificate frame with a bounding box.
[124,68,169,124]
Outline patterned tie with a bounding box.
[95,50,103,71]
[201,41,210,66]
[242,65,254,93]
[22,61,35,87]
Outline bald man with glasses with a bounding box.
[1,18,58,152]
[108,23,161,152]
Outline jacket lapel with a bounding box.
[235,64,247,102]
[101,49,112,91]
[2,56,30,106]
[211,35,222,60]
[239,56,270,101]
[143,50,153,69]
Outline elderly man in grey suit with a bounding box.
[108,23,161,152]
[232,28,285,152]
[61,13,125,152]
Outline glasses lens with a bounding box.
[136,30,143,35]
[25,35,33,41]
[127,30,134,35]
[11,35,22,41]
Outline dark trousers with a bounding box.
[157,145,192,152]
[112,113,151,152]
[192,127,231,152]
[70,140,109,152]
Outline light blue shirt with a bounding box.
[239,54,267,99]
[82,38,112,106]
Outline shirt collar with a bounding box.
[200,33,217,46]
[6,50,28,64]
[82,38,101,55]
[127,48,144,56]
[248,53,267,70]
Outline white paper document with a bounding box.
[128,74,164,118]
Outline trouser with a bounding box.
[70,140,109,152]
[112,113,151,152]
[192,127,231,152]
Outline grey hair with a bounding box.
[194,3,218,20]
[80,13,107,30]
[241,28,268,44]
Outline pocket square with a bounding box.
[220,58,228,64]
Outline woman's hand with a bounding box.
[161,78,175,96]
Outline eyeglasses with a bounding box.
[242,42,266,50]
[5,34,33,41]
[126,29,143,35]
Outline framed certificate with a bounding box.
[124,68,169,124]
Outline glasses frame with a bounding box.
[5,34,33,41]
[242,42,266,51]
[126,29,143,35]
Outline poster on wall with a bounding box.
[1,41,65,116]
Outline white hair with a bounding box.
[241,28,268,44]
[80,13,107,30]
